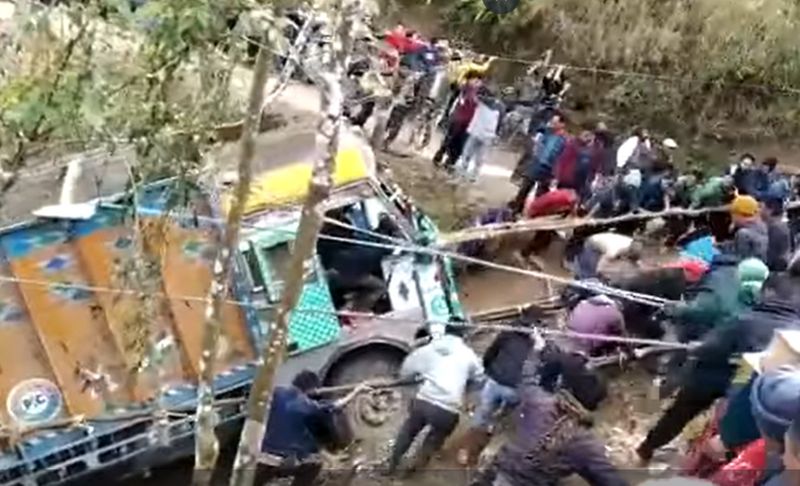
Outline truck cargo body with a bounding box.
[0,142,462,484]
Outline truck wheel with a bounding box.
[325,348,410,463]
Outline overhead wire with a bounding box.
[0,272,685,350]
[98,200,672,307]
[238,30,800,97]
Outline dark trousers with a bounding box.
[254,460,322,486]
[433,124,469,167]
[617,184,641,213]
[389,398,459,472]
[350,100,375,127]
[439,83,459,127]
[638,382,725,458]
[385,103,412,147]
[510,174,550,215]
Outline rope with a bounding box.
[440,200,800,245]
[95,201,670,307]
[483,52,800,96]
[238,33,800,97]
[0,270,688,352]
[317,216,671,307]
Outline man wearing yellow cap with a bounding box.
[729,195,768,262]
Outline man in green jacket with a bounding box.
[690,175,735,208]
[669,255,769,341]
[637,258,770,464]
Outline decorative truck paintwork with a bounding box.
[0,158,462,484]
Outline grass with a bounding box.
[387,0,800,148]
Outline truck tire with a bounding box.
[325,347,411,463]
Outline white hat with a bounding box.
[663,138,679,150]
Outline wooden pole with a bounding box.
[191,20,271,486]
[227,3,359,486]
[440,200,800,246]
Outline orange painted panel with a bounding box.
[74,227,187,397]
[160,224,253,380]
[0,259,64,423]
[9,241,132,417]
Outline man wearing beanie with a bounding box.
[729,195,768,262]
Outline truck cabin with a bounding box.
[226,133,461,353]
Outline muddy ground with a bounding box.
[0,77,702,485]
[119,125,695,486]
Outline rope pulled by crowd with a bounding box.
[439,199,800,246]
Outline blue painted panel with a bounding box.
[0,223,68,260]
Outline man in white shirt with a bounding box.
[574,232,642,280]
[387,324,484,474]
[456,89,504,182]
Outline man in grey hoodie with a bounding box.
[387,324,484,474]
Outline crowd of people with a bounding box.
[250,23,800,486]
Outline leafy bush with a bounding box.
[400,0,800,142]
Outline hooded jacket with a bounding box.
[400,334,484,413]
[733,218,769,262]
[672,254,745,338]
[691,177,731,208]
[483,329,533,388]
[490,386,626,486]
[567,296,624,354]
[687,299,800,393]
[750,366,800,443]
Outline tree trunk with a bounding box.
[227,4,359,486]
[191,30,272,486]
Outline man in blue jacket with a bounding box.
[509,111,569,215]
[257,371,368,486]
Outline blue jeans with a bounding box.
[473,378,519,428]
[457,136,490,182]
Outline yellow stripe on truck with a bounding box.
[223,146,369,215]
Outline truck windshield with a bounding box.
[318,200,405,315]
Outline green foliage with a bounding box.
[0,0,264,372]
[413,0,800,142]
[0,0,252,184]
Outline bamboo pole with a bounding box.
[227,3,359,485]
[191,21,272,486]
[439,200,800,246]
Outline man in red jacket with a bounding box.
[524,188,578,219]
[434,73,482,169]
[554,129,596,201]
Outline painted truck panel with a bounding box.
[0,258,62,427]
[72,212,187,391]
[0,223,132,417]
[159,223,253,374]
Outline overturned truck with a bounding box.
[0,131,463,485]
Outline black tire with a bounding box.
[325,348,411,463]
